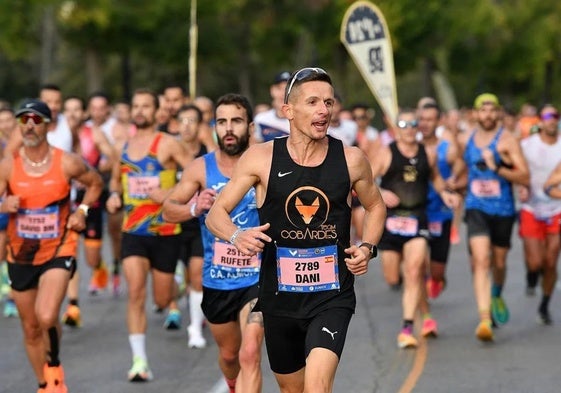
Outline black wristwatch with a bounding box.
[359,242,377,259]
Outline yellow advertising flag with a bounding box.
[340,1,398,124]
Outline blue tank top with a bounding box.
[200,152,260,290]
[426,140,453,222]
[464,129,515,216]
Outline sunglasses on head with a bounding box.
[541,112,560,121]
[17,113,49,125]
[396,120,418,129]
[284,67,328,104]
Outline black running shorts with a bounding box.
[8,257,76,291]
[263,307,353,374]
[201,284,258,324]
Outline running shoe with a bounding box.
[187,325,207,349]
[62,305,81,327]
[88,261,109,295]
[43,363,68,393]
[537,309,553,325]
[128,356,153,382]
[163,309,182,330]
[525,286,536,297]
[491,296,510,325]
[426,278,446,299]
[449,223,460,245]
[421,317,438,337]
[475,319,493,342]
[397,327,418,349]
[3,298,18,318]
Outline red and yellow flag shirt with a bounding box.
[121,133,180,236]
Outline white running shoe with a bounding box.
[187,325,207,349]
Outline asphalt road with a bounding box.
[2,221,561,393]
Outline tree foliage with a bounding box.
[0,0,560,111]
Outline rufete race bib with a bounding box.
[16,206,59,239]
[470,179,500,198]
[212,239,260,272]
[386,216,418,236]
[127,173,160,199]
[428,221,442,237]
[277,245,339,293]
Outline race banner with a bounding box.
[340,1,398,124]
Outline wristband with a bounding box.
[190,202,200,218]
[230,228,245,245]
[110,191,121,198]
[544,185,554,196]
[77,203,89,217]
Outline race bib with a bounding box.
[471,179,500,198]
[277,245,339,293]
[127,174,160,199]
[428,221,442,237]
[386,216,418,236]
[212,239,260,271]
[16,206,59,239]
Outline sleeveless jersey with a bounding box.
[426,140,453,222]
[258,136,355,318]
[464,129,515,216]
[520,134,561,218]
[7,148,77,265]
[121,133,180,236]
[381,142,430,217]
[78,125,101,168]
[200,152,260,290]
[47,114,73,152]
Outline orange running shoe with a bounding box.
[62,304,81,327]
[89,261,109,294]
[43,363,68,393]
[397,327,418,349]
[475,319,494,342]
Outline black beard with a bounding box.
[218,132,250,156]
[133,117,154,129]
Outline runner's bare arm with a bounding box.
[350,147,386,245]
[106,152,123,213]
[168,135,194,169]
[344,147,386,275]
[63,152,104,208]
[93,128,118,170]
[162,158,205,223]
[495,132,530,186]
[0,158,17,213]
[543,161,561,199]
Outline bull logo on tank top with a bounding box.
[282,186,337,240]
[403,165,417,182]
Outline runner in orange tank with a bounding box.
[0,99,103,393]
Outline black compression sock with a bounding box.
[527,271,539,288]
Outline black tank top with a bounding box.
[380,142,430,216]
[257,136,356,318]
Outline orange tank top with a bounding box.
[7,148,78,265]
